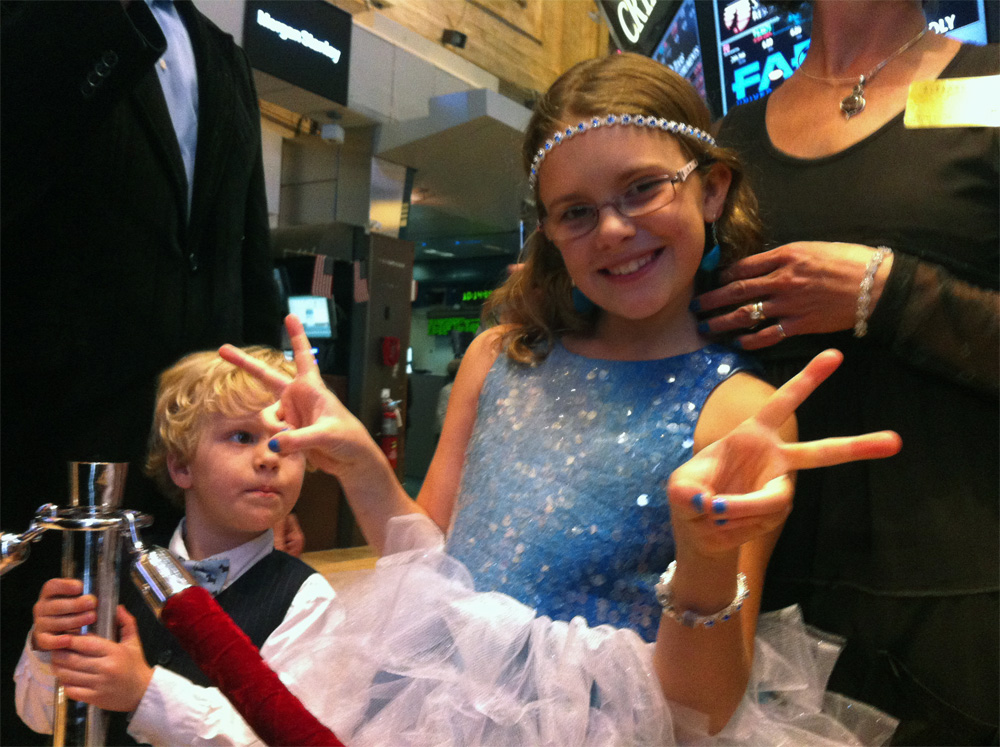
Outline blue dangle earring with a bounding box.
[700,244,721,272]
[571,282,597,314]
[694,223,722,296]
[701,223,722,272]
[695,223,722,296]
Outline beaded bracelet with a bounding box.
[654,561,749,628]
[854,246,892,338]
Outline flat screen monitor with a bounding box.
[713,0,812,115]
[926,0,990,44]
[288,295,333,339]
[651,0,708,104]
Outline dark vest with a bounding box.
[107,550,317,746]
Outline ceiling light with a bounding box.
[441,29,467,48]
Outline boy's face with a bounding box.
[169,409,306,550]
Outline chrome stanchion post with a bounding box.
[0,462,155,747]
[52,462,129,747]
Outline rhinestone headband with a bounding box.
[528,113,717,191]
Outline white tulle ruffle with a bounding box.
[274,515,897,746]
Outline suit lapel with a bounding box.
[179,1,239,248]
[131,68,189,226]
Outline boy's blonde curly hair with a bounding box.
[145,347,295,507]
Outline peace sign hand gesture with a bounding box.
[219,315,376,476]
[668,349,901,559]
[221,315,424,552]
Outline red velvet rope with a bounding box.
[161,585,344,746]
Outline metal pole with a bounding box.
[52,462,128,747]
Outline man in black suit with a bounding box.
[1,3,281,742]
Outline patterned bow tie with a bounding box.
[183,558,230,595]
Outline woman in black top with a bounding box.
[696,2,999,743]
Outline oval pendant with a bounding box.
[841,83,867,120]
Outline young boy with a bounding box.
[14,347,338,745]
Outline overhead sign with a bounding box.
[243,0,351,106]
[428,317,481,336]
[598,0,674,53]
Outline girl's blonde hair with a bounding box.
[145,347,294,506]
[485,52,762,364]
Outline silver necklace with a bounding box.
[798,26,929,120]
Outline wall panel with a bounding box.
[334,0,609,97]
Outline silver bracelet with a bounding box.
[854,246,892,338]
[654,561,749,628]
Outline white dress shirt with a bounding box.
[14,524,340,746]
[146,0,199,217]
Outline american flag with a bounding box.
[353,260,370,303]
[311,255,334,298]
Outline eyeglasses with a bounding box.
[541,159,700,243]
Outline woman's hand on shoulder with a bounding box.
[671,350,901,558]
[693,242,893,350]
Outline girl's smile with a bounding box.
[602,248,663,277]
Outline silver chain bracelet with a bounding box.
[654,561,749,628]
[854,246,892,338]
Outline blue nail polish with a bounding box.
[712,497,727,514]
[691,493,705,513]
[697,321,711,335]
[732,339,744,350]
[268,439,280,453]
[689,297,702,313]
[715,518,728,526]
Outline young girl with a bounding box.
[223,53,901,744]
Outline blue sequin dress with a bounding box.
[447,342,749,642]
[277,343,900,745]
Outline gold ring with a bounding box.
[749,301,765,324]
[775,322,787,339]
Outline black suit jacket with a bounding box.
[0,4,280,742]
[1,0,280,515]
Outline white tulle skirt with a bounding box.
[276,515,897,746]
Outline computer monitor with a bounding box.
[287,295,333,339]
[926,0,990,44]
[651,0,708,105]
[713,0,812,116]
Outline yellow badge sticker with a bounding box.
[904,75,1000,128]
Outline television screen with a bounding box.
[926,0,989,44]
[652,0,708,104]
[288,295,333,339]
[713,0,811,115]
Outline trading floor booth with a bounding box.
[272,223,414,550]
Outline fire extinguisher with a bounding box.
[379,388,402,469]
